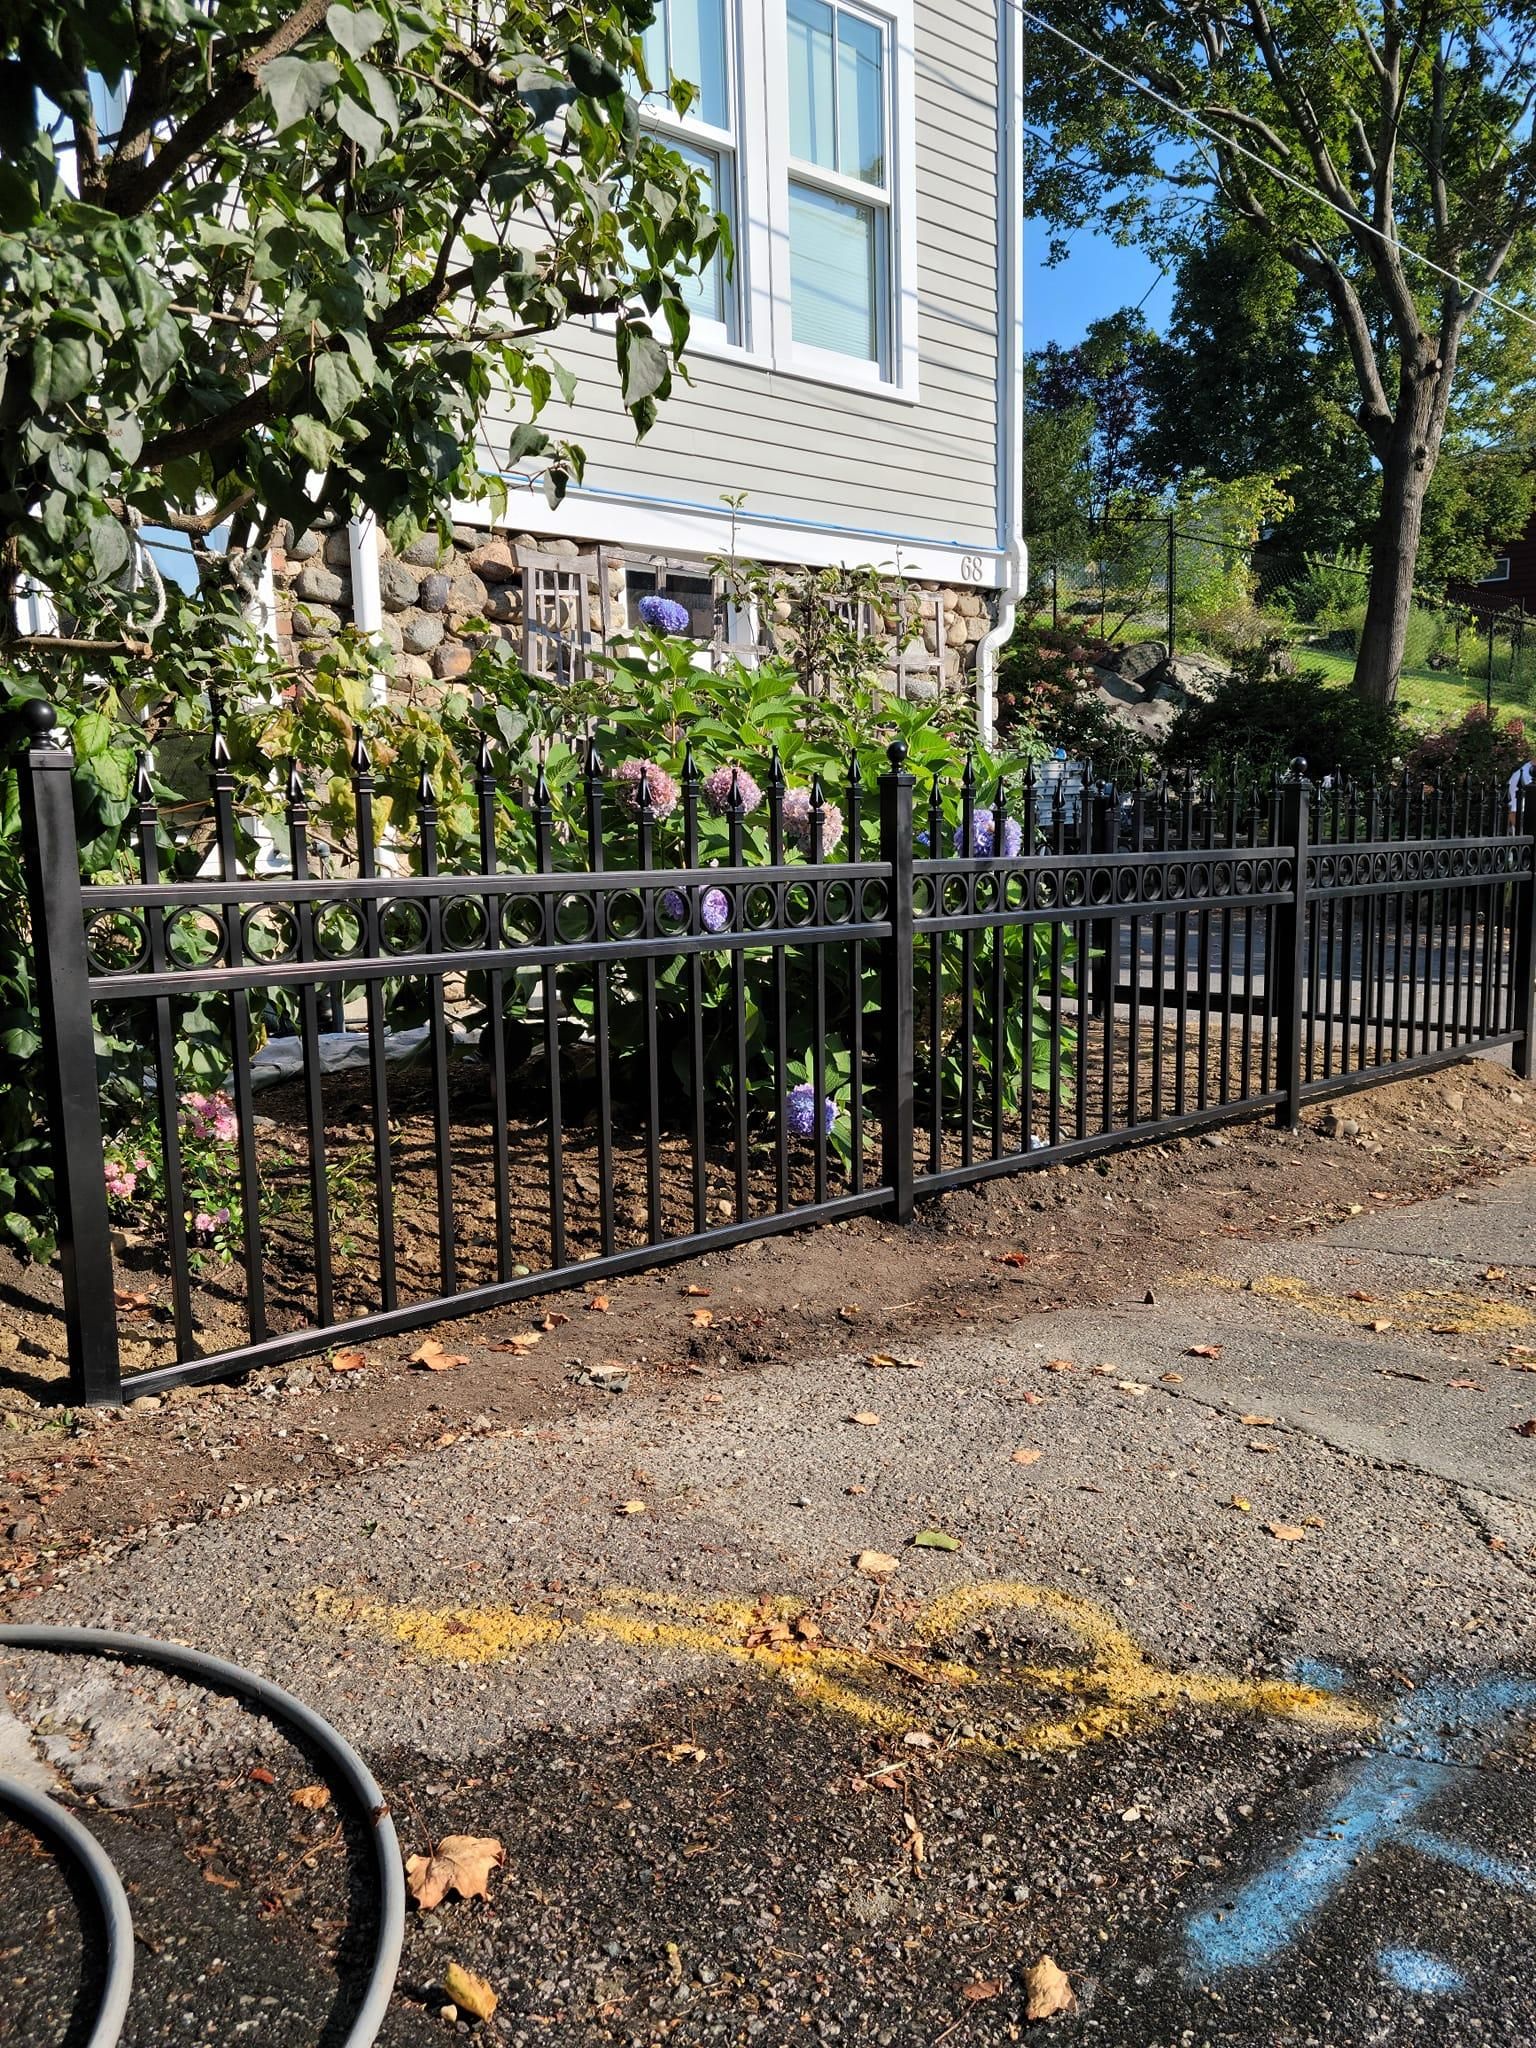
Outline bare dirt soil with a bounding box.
[1,1055,1531,1600]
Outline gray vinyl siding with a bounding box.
[480,0,1001,557]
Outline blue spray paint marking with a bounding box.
[1186,1674,1536,1979]
[1290,1657,1350,1695]
[1379,1948,1466,1994]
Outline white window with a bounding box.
[640,0,739,342]
[784,0,890,367]
[1481,557,1513,584]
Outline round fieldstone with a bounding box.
[400,655,436,685]
[481,586,518,624]
[401,533,451,568]
[294,562,346,605]
[376,614,405,653]
[286,528,322,562]
[442,567,488,617]
[377,557,420,611]
[433,643,474,680]
[322,529,354,569]
[467,538,518,584]
[417,573,451,612]
[294,605,340,638]
[401,612,444,654]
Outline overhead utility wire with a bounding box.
[1012,4,1536,338]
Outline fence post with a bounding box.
[15,702,122,1405]
[1513,785,1536,1081]
[1273,763,1311,1129]
[1166,513,1176,658]
[878,740,915,1223]
[1090,785,1120,1017]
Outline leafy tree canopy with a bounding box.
[1023,0,1536,700]
[0,0,724,631]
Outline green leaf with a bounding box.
[617,323,670,409]
[47,335,95,406]
[261,54,339,131]
[314,350,365,422]
[70,710,115,759]
[911,1529,961,1551]
[326,4,387,58]
[289,413,340,469]
[86,515,129,582]
[336,92,387,162]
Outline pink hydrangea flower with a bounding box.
[185,1091,238,1144]
[702,764,763,817]
[614,758,680,819]
[103,1159,138,1201]
[782,787,843,856]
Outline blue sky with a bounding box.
[1024,221,1175,352]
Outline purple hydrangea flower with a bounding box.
[702,763,763,817]
[954,807,1023,858]
[614,757,680,819]
[661,885,732,932]
[782,787,843,856]
[785,1081,839,1139]
[637,593,691,636]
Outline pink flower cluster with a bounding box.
[702,764,763,816]
[782,788,844,857]
[614,758,680,819]
[191,1207,231,1238]
[185,1091,238,1144]
[104,1152,149,1201]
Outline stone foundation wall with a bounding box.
[269,518,991,704]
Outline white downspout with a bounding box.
[347,509,388,706]
[974,0,1027,744]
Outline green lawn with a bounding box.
[1301,643,1534,732]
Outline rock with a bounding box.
[1154,652,1228,703]
[468,538,518,584]
[322,529,354,569]
[376,614,405,653]
[417,573,451,612]
[401,532,451,569]
[377,557,421,611]
[1447,1089,1466,1114]
[294,563,346,605]
[401,655,436,685]
[1200,1131,1230,1147]
[442,567,489,619]
[129,1395,163,1413]
[293,605,340,639]
[481,586,518,624]
[286,528,322,562]
[1099,639,1168,685]
[402,613,445,654]
[433,643,473,680]
[450,523,482,549]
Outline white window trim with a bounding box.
[1481,557,1513,584]
[762,0,919,401]
[625,0,918,401]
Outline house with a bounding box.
[1447,511,1536,617]
[268,0,1025,727]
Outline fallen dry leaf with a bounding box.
[1239,1413,1278,1426]
[962,1979,1004,2002]
[248,1766,276,1787]
[1045,1358,1075,1373]
[291,1784,330,1811]
[1347,1289,1378,1303]
[1160,1371,1184,1384]
[837,1304,862,1322]
[1185,1343,1222,1359]
[1445,1377,1483,1390]
[489,1332,541,1356]
[1513,1419,1536,1438]
[666,1742,707,1763]
[331,1349,367,1373]
[113,1288,152,1312]
[1023,1955,1075,2022]
[1010,1447,1043,1465]
[539,1311,570,1332]
[409,1338,468,1371]
[999,1251,1030,1267]
[1021,1389,1044,1406]
[682,1284,711,1298]
[405,1835,505,1912]
[616,1499,647,1516]
[855,1549,899,1577]
[865,1351,924,1369]
[587,1294,610,1313]
[1229,1495,1252,1512]
[1367,1318,1394,1333]
[441,1962,497,2024]
[1265,1522,1308,1541]
[849,1411,881,1426]
[689,1308,714,1328]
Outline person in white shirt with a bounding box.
[1509,760,1534,825]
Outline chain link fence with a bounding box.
[1031,514,1534,707]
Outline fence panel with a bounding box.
[16,710,1536,1406]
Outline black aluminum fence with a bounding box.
[17,701,1536,1406]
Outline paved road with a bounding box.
[5,1174,1536,2044]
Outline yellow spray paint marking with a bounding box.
[310,1580,1374,1756]
[1202,1272,1533,1337]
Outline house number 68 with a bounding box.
[958,554,984,582]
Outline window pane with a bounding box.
[837,13,885,184]
[640,17,668,100]
[670,0,729,128]
[674,141,726,325]
[787,0,836,168]
[789,181,878,360]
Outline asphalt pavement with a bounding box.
[4,1171,1536,2045]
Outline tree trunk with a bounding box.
[1353,376,1440,706]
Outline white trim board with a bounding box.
[451,486,1003,587]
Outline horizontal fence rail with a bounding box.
[15,701,1536,1405]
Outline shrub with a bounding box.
[1283,545,1372,628]
[1406,706,1530,792]
[1162,643,1404,783]
[995,624,1152,783]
